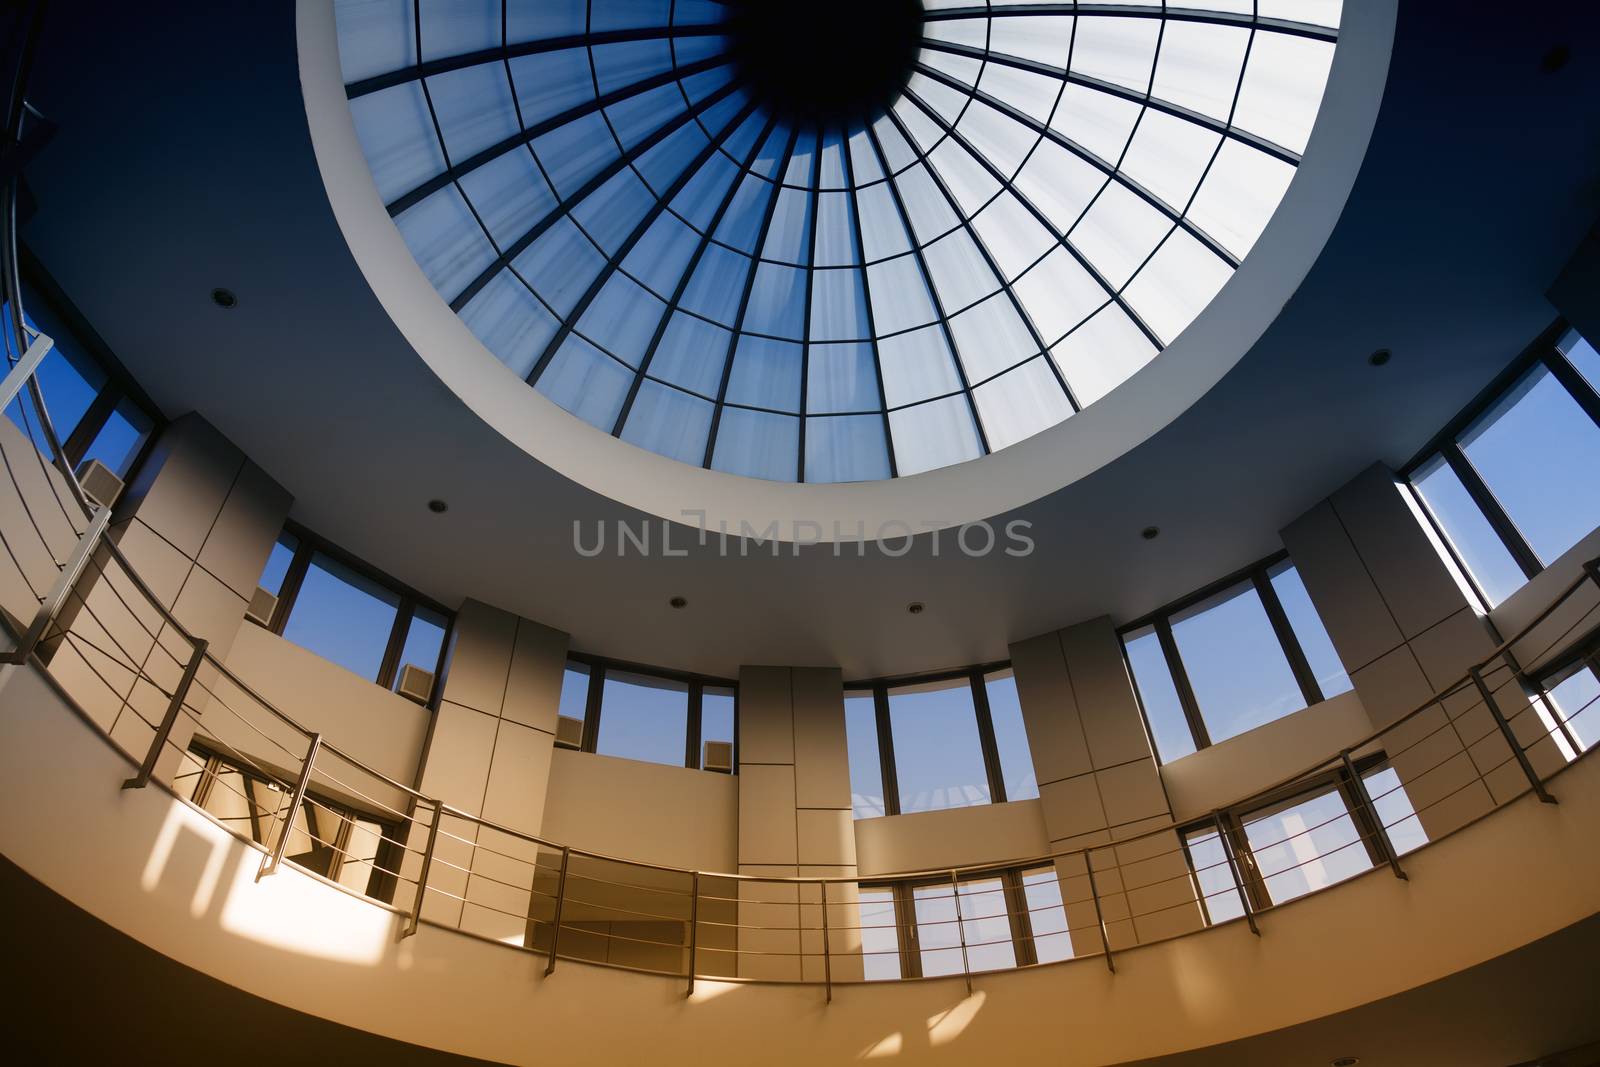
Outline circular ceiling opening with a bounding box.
[726,0,921,126]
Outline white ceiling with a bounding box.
[20,4,1600,678]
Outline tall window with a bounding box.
[1406,326,1600,608]
[3,285,158,481]
[553,655,737,772]
[843,664,1036,819]
[1121,553,1352,763]
[253,527,452,698]
[1536,637,1600,756]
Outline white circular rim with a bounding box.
[297,0,1395,543]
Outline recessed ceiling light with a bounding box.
[427,499,448,513]
[1540,45,1570,73]
[210,287,237,309]
[1141,526,1161,541]
[1332,1057,1360,1066]
[1367,348,1391,367]
[669,596,688,609]
[906,602,925,615]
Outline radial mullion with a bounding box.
[897,87,1158,357]
[346,24,730,98]
[449,78,741,314]
[796,137,823,481]
[862,122,991,456]
[839,128,898,477]
[883,104,1082,412]
[918,38,1300,165]
[388,52,729,216]
[528,98,760,388]
[702,126,801,469]
[612,113,782,436]
[922,4,1337,44]
[911,60,1239,268]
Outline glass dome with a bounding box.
[335,1,1339,482]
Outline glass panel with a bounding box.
[1122,624,1196,762]
[1169,580,1308,744]
[280,552,402,681]
[887,677,991,813]
[1410,454,1526,607]
[557,661,592,733]
[1021,868,1072,963]
[858,887,902,980]
[1360,764,1427,856]
[984,669,1037,801]
[2,301,107,455]
[1267,560,1352,698]
[844,692,886,819]
[596,670,689,766]
[1241,787,1371,905]
[1559,328,1600,394]
[257,531,299,597]
[1458,364,1600,567]
[702,684,736,761]
[1184,825,1245,924]
[392,605,448,695]
[1545,662,1600,752]
[80,396,155,478]
[915,878,1016,976]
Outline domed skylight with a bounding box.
[335,1,1339,482]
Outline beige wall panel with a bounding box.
[480,719,555,837]
[791,666,849,809]
[119,415,242,559]
[1331,463,1469,640]
[738,762,798,865]
[500,619,569,733]
[195,460,293,599]
[1350,643,1438,729]
[1059,616,1152,768]
[441,599,517,716]
[736,665,793,766]
[167,564,248,657]
[1406,607,1496,691]
[853,799,1049,876]
[1039,771,1108,841]
[1009,630,1092,785]
[420,701,498,814]
[1280,498,1402,673]
[795,807,854,867]
[1095,758,1168,827]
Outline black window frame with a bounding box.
[1118,550,1339,761]
[846,661,1016,818]
[10,248,163,482]
[255,522,454,696]
[1179,751,1399,920]
[561,652,739,774]
[177,741,406,905]
[1400,319,1600,609]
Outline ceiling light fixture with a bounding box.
[1141,526,1161,541]
[210,287,237,309]
[427,499,448,513]
[906,602,925,615]
[1331,1058,1360,1066]
[1368,348,1391,367]
[669,596,688,609]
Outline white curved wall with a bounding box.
[3,660,1597,1066]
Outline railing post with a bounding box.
[122,637,208,790]
[1214,810,1259,936]
[950,869,972,993]
[256,732,322,881]
[819,878,832,1004]
[0,330,53,411]
[544,846,571,977]
[1469,665,1556,804]
[402,797,442,939]
[1341,750,1407,881]
[1084,855,1116,973]
[8,505,110,663]
[686,870,699,998]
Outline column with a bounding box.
[1281,462,1563,841]
[735,665,861,981]
[1011,617,1203,954]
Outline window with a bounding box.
[843,663,1037,818]
[1183,754,1423,920]
[173,744,402,903]
[1406,325,1600,608]
[253,526,452,696]
[1537,642,1600,755]
[3,284,159,480]
[1121,553,1353,762]
[553,655,738,772]
[860,865,1070,979]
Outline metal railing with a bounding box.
[3,22,1599,998]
